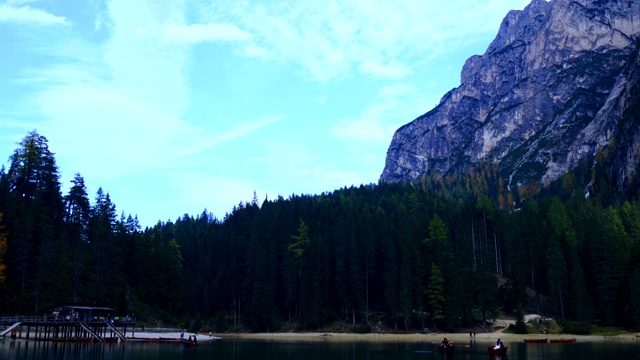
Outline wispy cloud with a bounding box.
[332,83,434,143]
[162,23,251,44]
[198,0,532,82]
[0,4,68,26]
[210,116,282,144]
[180,116,284,156]
[255,137,368,194]
[15,0,273,183]
[360,60,412,79]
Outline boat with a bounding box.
[438,344,454,354]
[524,338,548,343]
[180,339,199,347]
[437,338,454,354]
[550,338,577,344]
[127,337,182,343]
[488,346,508,356]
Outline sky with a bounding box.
[0,0,532,227]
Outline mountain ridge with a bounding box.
[381,0,640,193]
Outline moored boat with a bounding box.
[488,345,508,356]
[180,339,199,347]
[127,337,181,343]
[550,338,576,343]
[524,338,548,343]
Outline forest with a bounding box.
[1,131,640,333]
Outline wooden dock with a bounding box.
[0,315,135,342]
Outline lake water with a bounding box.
[1,338,639,359]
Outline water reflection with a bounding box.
[2,337,640,360]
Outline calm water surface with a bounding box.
[1,338,639,360]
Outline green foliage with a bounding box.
[0,213,6,283]
[513,303,528,334]
[351,323,371,334]
[2,131,640,333]
[289,219,310,258]
[427,264,446,329]
[557,318,592,335]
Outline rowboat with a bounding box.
[488,346,508,356]
[180,339,199,347]
[438,344,454,354]
[127,337,182,343]
[524,338,548,343]
[550,338,576,344]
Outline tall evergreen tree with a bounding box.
[87,188,119,305]
[64,173,91,302]
[4,131,64,313]
[427,263,446,330]
[0,213,7,283]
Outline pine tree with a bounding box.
[64,173,91,301]
[514,303,528,334]
[87,188,119,305]
[5,131,64,313]
[428,264,446,330]
[0,213,7,283]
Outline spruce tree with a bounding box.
[428,264,446,330]
[5,131,64,313]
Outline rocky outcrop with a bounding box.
[381,0,640,191]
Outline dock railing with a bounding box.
[0,315,136,326]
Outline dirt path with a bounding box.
[492,319,515,333]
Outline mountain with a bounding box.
[381,0,640,194]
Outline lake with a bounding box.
[1,338,639,359]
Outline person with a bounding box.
[180,330,184,340]
[494,338,504,350]
[440,338,451,348]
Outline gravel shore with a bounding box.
[211,331,640,343]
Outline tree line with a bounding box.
[1,131,639,332]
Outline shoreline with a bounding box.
[209,331,640,343]
[4,329,637,344]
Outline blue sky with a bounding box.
[0,0,531,227]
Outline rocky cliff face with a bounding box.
[381,0,640,191]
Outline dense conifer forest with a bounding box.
[1,131,640,332]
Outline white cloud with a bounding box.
[210,116,282,144]
[162,23,251,44]
[314,96,327,105]
[0,4,68,25]
[332,118,391,142]
[360,60,412,79]
[332,83,437,143]
[15,0,274,184]
[235,45,268,58]
[198,0,533,82]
